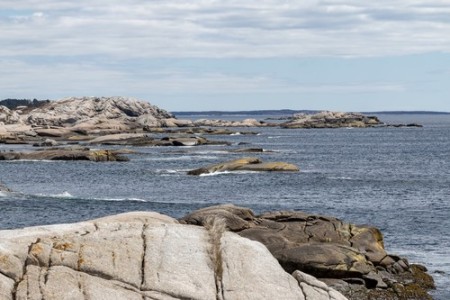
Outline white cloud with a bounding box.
[0,1,450,58]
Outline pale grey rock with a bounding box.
[142,224,217,300]
[88,133,147,144]
[0,105,22,125]
[25,96,173,128]
[34,128,72,137]
[0,273,14,300]
[0,211,347,300]
[221,232,306,300]
[293,271,348,300]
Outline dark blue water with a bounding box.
[1,114,449,299]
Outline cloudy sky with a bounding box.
[1,1,450,111]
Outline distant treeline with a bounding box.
[0,98,51,110]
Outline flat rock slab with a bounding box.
[0,211,346,300]
[0,149,129,162]
[187,157,299,175]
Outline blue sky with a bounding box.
[1,1,449,111]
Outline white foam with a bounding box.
[143,155,218,161]
[92,197,148,202]
[199,171,232,177]
[230,132,241,136]
[199,170,259,177]
[46,191,74,198]
[0,191,7,197]
[328,176,353,180]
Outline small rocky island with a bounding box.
[0,204,434,300]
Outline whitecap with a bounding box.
[328,176,353,180]
[91,197,148,202]
[199,171,232,177]
[0,191,7,197]
[48,191,74,198]
[199,170,259,177]
[230,132,241,136]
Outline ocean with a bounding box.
[1,113,449,299]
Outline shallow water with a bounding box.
[1,113,449,299]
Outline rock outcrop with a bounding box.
[0,106,22,125]
[180,205,435,300]
[187,157,300,175]
[194,118,270,127]
[0,211,347,300]
[0,148,129,162]
[281,111,382,129]
[87,133,231,147]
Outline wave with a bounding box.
[0,191,8,197]
[92,197,148,202]
[199,170,259,177]
[230,132,241,136]
[327,176,354,180]
[35,191,74,198]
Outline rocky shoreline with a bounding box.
[0,203,434,300]
[0,97,434,299]
[1,97,423,147]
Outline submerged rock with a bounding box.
[0,182,12,193]
[180,205,435,300]
[187,157,300,175]
[0,211,347,300]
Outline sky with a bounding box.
[1,1,450,112]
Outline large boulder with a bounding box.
[180,205,434,300]
[187,157,299,175]
[0,211,346,300]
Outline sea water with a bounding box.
[1,113,449,299]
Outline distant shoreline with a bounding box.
[172,110,450,116]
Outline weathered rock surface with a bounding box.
[0,211,347,300]
[0,148,129,162]
[25,96,173,127]
[187,157,300,175]
[180,205,435,300]
[0,106,22,125]
[281,111,382,129]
